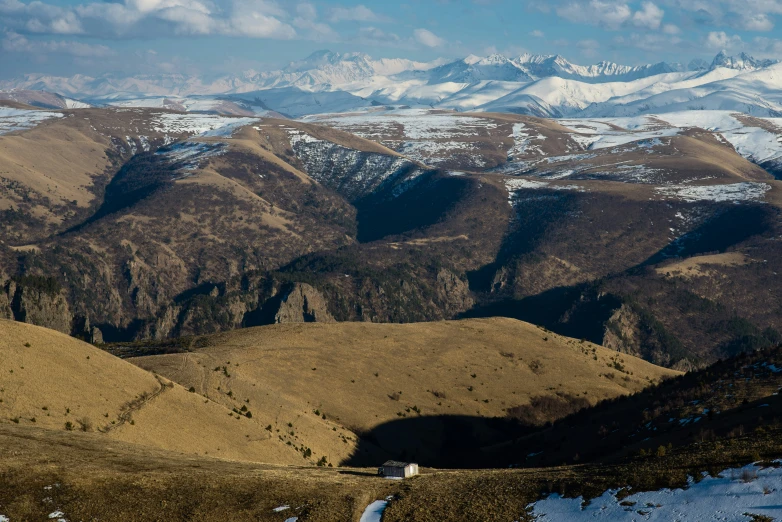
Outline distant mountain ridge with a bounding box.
[1,50,780,118]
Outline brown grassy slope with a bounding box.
[0,319,317,464]
[2,411,781,522]
[132,318,678,465]
[0,423,398,522]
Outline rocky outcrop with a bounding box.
[435,268,474,315]
[71,315,105,344]
[12,282,72,334]
[0,281,14,320]
[603,304,641,357]
[272,283,335,324]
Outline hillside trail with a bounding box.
[99,375,172,433]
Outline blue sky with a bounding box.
[1,0,781,78]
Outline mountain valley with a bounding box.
[2,44,782,521]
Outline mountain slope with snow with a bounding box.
[1,51,780,119]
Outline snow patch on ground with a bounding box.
[506,178,550,190]
[505,178,584,205]
[307,110,499,141]
[360,500,389,522]
[559,111,782,169]
[0,515,8,522]
[656,182,770,203]
[200,118,258,137]
[397,140,482,166]
[272,506,290,512]
[285,126,424,199]
[156,141,227,173]
[0,107,62,135]
[528,461,782,521]
[150,113,255,137]
[508,122,547,159]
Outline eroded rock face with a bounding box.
[603,304,641,356]
[435,268,474,315]
[0,281,14,320]
[273,283,335,324]
[13,285,72,334]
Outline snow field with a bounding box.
[0,107,62,135]
[528,461,782,521]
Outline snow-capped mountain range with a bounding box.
[1,50,780,118]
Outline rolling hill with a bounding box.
[0,318,677,469]
[2,103,782,371]
[1,320,781,522]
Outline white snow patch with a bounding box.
[508,122,547,159]
[272,505,290,512]
[150,113,255,137]
[506,178,550,190]
[528,461,782,521]
[47,511,67,521]
[199,118,258,137]
[656,182,770,203]
[360,500,388,522]
[0,107,62,135]
[0,515,8,522]
[156,141,227,172]
[284,518,298,522]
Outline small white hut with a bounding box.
[378,460,419,478]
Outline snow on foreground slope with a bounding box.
[0,106,62,134]
[528,461,782,521]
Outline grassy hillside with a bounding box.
[130,317,678,467]
[0,319,327,464]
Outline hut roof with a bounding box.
[383,460,414,468]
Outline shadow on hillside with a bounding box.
[461,284,620,346]
[641,203,775,267]
[61,153,173,236]
[341,414,529,469]
[463,201,778,347]
[467,190,578,293]
[354,171,471,243]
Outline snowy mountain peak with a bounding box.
[710,51,779,71]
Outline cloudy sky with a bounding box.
[1,0,782,78]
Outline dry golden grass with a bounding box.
[0,117,111,214]
[132,318,678,465]
[0,319,313,465]
[655,252,752,278]
[0,317,676,470]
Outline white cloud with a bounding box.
[577,38,600,57]
[662,23,680,34]
[738,13,774,31]
[1,0,298,40]
[328,4,387,23]
[557,1,632,29]
[413,28,445,47]
[296,2,317,21]
[705,30,743,50]
[2,30,114,56]
[632,1,664,29]
[529,29,545,37]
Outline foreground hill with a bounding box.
[0,318,676,468]
[0,343,780,521]
[128,317,678,467]
[0,319,334,464]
